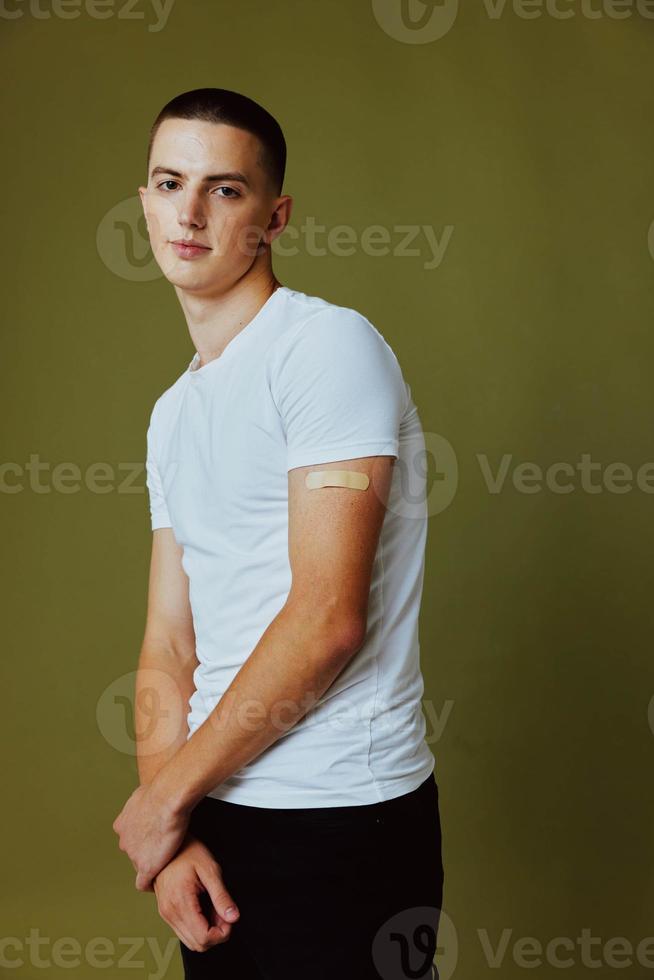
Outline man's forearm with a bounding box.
[135,645,197,786]
[151,595,362,815]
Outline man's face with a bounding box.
[138,118,288,295]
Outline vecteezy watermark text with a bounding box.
[274,218,453,270]
[96,196,454,280]
[0,0,175,31]
[4,448,654,503]
[372,0,654,44]
[0,930,178,978]
[0,456,143,494]
[477,452,654,494]
[96,667,453,756]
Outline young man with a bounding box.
[112,88,444,980]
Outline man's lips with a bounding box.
[170,240,212,258]
[171,239,211,249]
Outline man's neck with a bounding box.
[177,268,281,369]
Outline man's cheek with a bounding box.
[149,196,177,236]
[233,221,267,258]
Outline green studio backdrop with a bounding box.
[1,2,653,978]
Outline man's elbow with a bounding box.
[286,589,368,663]
[331,613,367,659]
[139,629,198,668]
[315,612,367,671]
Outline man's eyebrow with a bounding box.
[149,166,251,187]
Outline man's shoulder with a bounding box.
[269,287,409,420]
[273,287,398,364]
[147,368,188,431]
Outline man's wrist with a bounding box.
[149,755,201,818]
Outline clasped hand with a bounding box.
[112,782,190,892]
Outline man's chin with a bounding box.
[157,260,218,291]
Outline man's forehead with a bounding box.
[153,118,263,171]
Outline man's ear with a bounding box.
[265,195,293,245]
[137,185,150,234]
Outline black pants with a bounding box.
[180,772,444,979]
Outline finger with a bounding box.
[202,898,234,947]
[177,889,229,951]
[198,866,240,927]
[177,934,196,951]
[155,891,200,950]
[135,870,154,892]
[163,914,197,953]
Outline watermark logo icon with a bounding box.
[96,195,161,282]
[372,906,457,979]
[372,0,459,43]
[96,668,186,756]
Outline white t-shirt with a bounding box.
[145,285,435,807]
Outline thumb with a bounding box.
[199,866,240,925]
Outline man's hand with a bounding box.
[112,782,191,891]
[153,834,241,952]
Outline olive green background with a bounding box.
[2,1,653,978]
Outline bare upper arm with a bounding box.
[287,455,395,640]
[142,527,197,661]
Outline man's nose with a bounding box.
[177,191,206,228]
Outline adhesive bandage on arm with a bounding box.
[305,470,370,491]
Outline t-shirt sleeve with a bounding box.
[145,410,172,530]
[270,307,409,471]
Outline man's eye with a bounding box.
[157,180,179,191]
[215,186,240,198]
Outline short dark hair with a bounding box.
[146,88,287,195]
